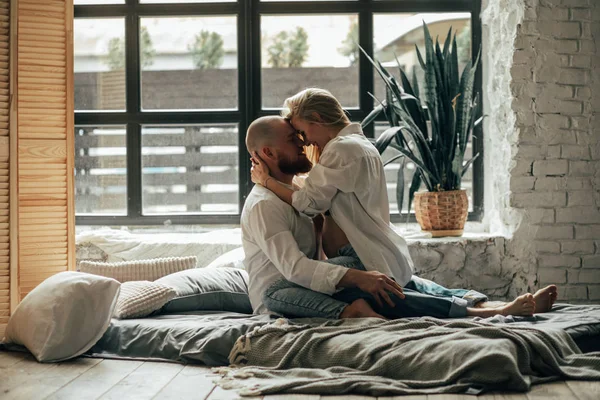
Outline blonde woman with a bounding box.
[251,88,557,318]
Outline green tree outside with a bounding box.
[266,27,309,68]
[189,30,225,69]
[338,21,359,65]
[456,25,471,68]
[106,26,156,71]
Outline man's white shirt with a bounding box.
[241,185,348,314]
[291,123,414,286]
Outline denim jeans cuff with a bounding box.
[462,290,488,307]
[448,296,469,317]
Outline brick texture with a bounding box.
[511,0,599,303]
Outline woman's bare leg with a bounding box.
[467,294,536,317]
[533,285,558,313]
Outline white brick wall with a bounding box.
[509,0,599,303]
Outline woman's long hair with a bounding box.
[282,88,350,130]
[282,88,350,166]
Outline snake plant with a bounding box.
[361,22,481,216]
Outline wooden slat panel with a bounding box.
[13,0,73,303]
[0,0,8,325]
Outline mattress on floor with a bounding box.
[86,311,275,366]
[85,303,600,366]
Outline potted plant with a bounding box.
[361,22,481,237]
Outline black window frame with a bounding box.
[75,0,483,226]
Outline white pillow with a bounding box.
[206,247,245,270]
[78,256,197,282]
[4,271,120,362]
[113,281,177,319]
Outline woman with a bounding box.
[252,88,556,318]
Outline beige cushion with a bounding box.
[113,281,177,319]
[4,271,120,362]
[78,256,197,282]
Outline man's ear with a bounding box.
[260,146,276,161]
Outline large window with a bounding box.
[75,0,483,225]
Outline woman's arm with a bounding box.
[250,152,294,206]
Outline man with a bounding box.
[241,116,558,319]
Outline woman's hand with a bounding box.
[250,152,271,186]
[355,270,405,308]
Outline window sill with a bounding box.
[77,222,497,244]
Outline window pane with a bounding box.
[75,0,123,4]
[141,124,239,214]
[75,126,127,215]
[373,13,471,105]
[140,17,238,111]
[261,14,359,109]
[142,0,235,3]
[75,18,126,111]
[374,122,474,214]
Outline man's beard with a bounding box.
[278,155,313,175]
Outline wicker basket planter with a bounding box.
[413,190,469,237]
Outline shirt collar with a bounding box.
[336,123,364,137]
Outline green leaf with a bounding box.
[415,44,426,70]
[407,170,422,221]
[396,157,406,212]
[361,101,384,128]
[461,154,480,177]
[411,67,421,103]
[375,126,402,154]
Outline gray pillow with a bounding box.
[155,267,251,314]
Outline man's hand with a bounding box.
[250,152,271,186]
[339,269,405,308]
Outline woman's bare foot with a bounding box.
[500,294,536,316]
[339,298,386,319]
[533,285,558,313]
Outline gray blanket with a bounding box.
[215,317,600,397]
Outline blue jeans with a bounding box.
[263,245,488,319]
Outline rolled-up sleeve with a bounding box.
[249,201,347,294]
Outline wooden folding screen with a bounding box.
[0,0,9,338]
[1,0,75,337]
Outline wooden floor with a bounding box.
[1,351,599,400]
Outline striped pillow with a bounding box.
[78,256,197,282]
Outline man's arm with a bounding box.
[248,200,347,295]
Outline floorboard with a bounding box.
[45,359,143,400]
[1,352,599,400]
[564,380,600,400]
[152,365,215,400]
[477,392,529,399]
[97,361,184,400]
[525,381,577,400]
[207,386,257,400]
[2,357,101,400]
[0,350,27,368]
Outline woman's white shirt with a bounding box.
[291,123,414,286]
